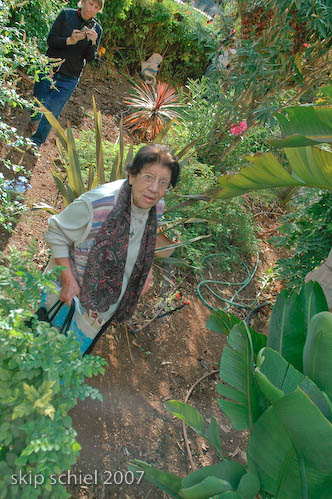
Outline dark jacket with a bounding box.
[46,8,102,78]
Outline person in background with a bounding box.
[41,144,180,355]
[29,0,103,147]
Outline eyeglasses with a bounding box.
[140,173,170,191]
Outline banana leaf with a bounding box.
[255,347,332,421]
[181,464,259,499]
[236,472,260,499]
[165,400,223,458]
[299,280,328,333]
[303,311,332,401]
[128,460,182,498]
[267,288,306,371]
[181,462,246,492]
[128,458,254,499]
[217,322,266,431]
[180,476,235,498]
[271,105,332,148]
[206,310,267,355]
[215,146,332,200]
[247,388,332,498]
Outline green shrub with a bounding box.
[164,159,257,271]
[167,76,281,172]
[100,0,216,84]
[0,173,29,232]
[74,129,140,181]
[271,190,332,288]
[8,0,67,52]
[0,244,107,498]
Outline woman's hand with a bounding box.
[141,268,153,296]
[66,29,86,45]
[60,279,80,307]
[54,257,80,307]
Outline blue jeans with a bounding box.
[31,72,79,147]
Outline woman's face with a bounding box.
[81,0,101,20]
[129,163,172,209]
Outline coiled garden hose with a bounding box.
[196,252,260,312]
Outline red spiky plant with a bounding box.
[123,81,184,140]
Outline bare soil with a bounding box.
[1,66,284,498]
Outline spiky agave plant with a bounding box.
[123,80,184,140]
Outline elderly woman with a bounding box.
[30,0,103,146]
[40,144,180,355]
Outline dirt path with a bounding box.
[1,66,283,498]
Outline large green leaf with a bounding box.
[206,309,242,336]
[285,146,332,186]
[255,347,332,421]
[215,146,332,200]
[182,461,246,491]
[181,464,259,499]
[164,400,223,458]
[299,281,329,334]
[267,288,306,371]
[206,310,266,355]
[271,105,332,148]
[303,311,332,400]
[237,472,260,499]
[128,460,182,498]
[218,322,265,430]
[247,388,332,498]
[180,476,233,498]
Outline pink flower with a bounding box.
[303,43,309,48]
[231,28,236,34]
[231,124,241,135]
[231,120,247,136]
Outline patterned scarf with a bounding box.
[79,180,157,321]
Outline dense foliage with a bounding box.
[178,0,332,166]
[99,0,217,83]
[0,245,107,498]
[271,190,332,287]
[164,159,257,270]
[129,281,332,498]
[0,0,56,230]
[7,0,66,52]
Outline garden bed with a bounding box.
[1,66,283,499]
